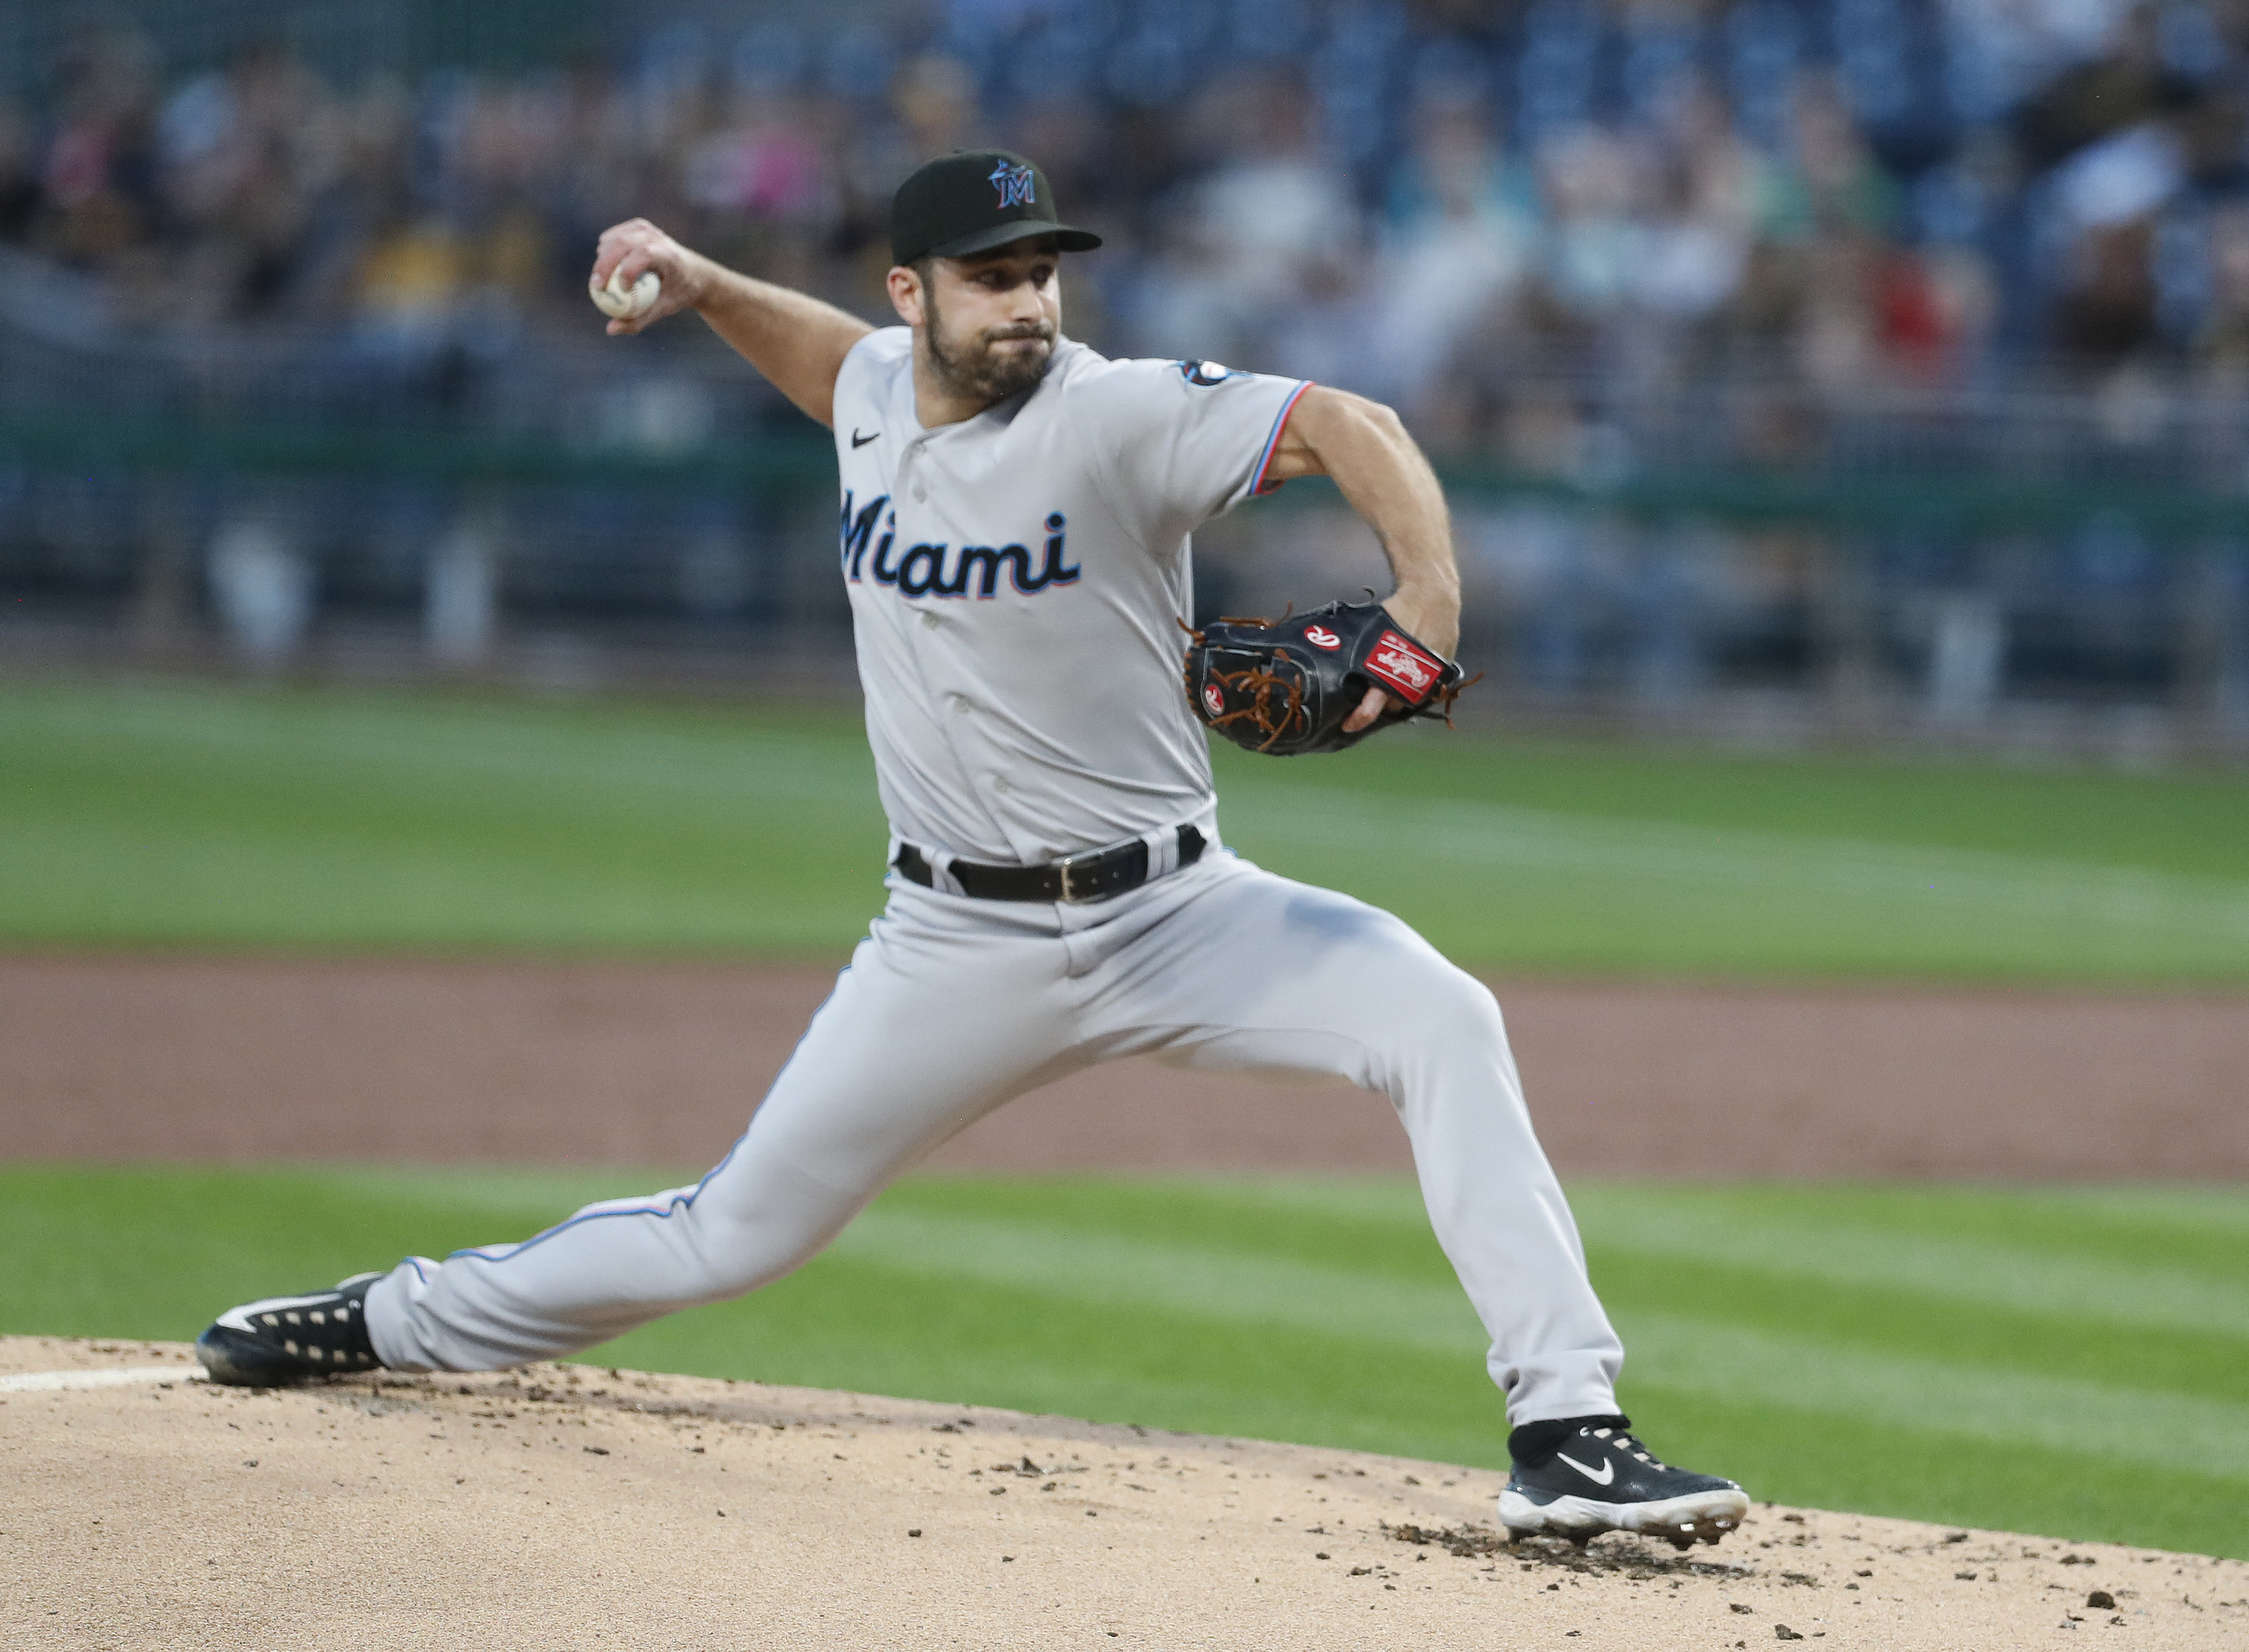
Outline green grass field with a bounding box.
[3,677,2248,979]
[3,1166,2243,1559]
[4,680,2244,1558]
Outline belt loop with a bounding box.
[924,845,966,898]
[1143,825,1178,881]
[897,837,969,897]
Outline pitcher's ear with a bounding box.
[886,263,925,327]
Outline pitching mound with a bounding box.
[5,1338,2242,1650]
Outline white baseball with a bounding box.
[590,266,661,322]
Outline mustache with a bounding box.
[980,321,1055,346]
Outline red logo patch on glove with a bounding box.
[1364,630,1443,702]
[1180,598,1467,756]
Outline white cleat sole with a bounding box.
[1498,1485,1751,1548]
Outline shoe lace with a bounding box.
[1583,1424,1665,1470]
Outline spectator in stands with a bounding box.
[155,42,333,322]
[1773,77,1902,240]
[1533,122,1648,331]
[1632,111,1752,346]
[1367,93,1539,416]
[30,22,160,271]
[1191,73,1358,316]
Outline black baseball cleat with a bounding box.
[1498,1414,1748,1548]
[195,1273,386,1386]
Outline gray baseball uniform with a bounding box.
[363,328,1626,1426]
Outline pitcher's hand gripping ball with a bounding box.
[590,266,661,321]
[1183,599,1468,755]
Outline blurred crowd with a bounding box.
[5,0,2249,446]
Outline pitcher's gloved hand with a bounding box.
[1182,599,1470,756]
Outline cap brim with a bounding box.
[925,220,1103,260]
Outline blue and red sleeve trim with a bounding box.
[1249,380,1314,496]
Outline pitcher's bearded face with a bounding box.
[922,281,1057,402]
[915,239,1063,404]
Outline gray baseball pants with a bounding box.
[363,847,1624,1425]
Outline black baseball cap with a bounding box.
[890,149,1103,267]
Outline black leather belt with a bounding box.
[894,825,1206,904]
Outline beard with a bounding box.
[923,287,1057,404]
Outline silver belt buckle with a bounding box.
[1054,851,1093,904]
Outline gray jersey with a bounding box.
[831,328,1308,864]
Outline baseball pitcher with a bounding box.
[198,150,1748,1549]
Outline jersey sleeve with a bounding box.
[1068,357,1310,547]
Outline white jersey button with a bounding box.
[920,611,939,629]
[992,776,1013,795]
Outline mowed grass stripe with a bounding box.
[1579,1201,2249,1338]
[1217,784,2249,980]
[829,1206,2249,1481]
[2,681,878,809]
[0,815,862,952]
[1238,1178,2249,1303]
[1229,1179,2249,1402]
[1632,1392,2248,1558]
[1227,782,2249,945]
[1614,1313,2249,1479]
[1044,1178,2249,1407]
[1218,720,2249,884]
[2042,1185,2249,1241]
[8,680,2249,980]
[0,686,886,953]
[829,1207,1491,1351]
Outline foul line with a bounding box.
[0,1365,209,1393]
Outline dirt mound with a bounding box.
[6,1337,2241,1650]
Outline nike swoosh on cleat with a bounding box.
[1555,1450,1615,1485]
[214,1293,340,1333]
[851,429,879,448]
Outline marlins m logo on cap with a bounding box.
[989,159,1036,209]
[889,149,1102,266]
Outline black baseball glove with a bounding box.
[1182,598,1469,756]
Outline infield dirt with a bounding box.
[8,955,2248,1178]
[6,1336,2243,1652]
